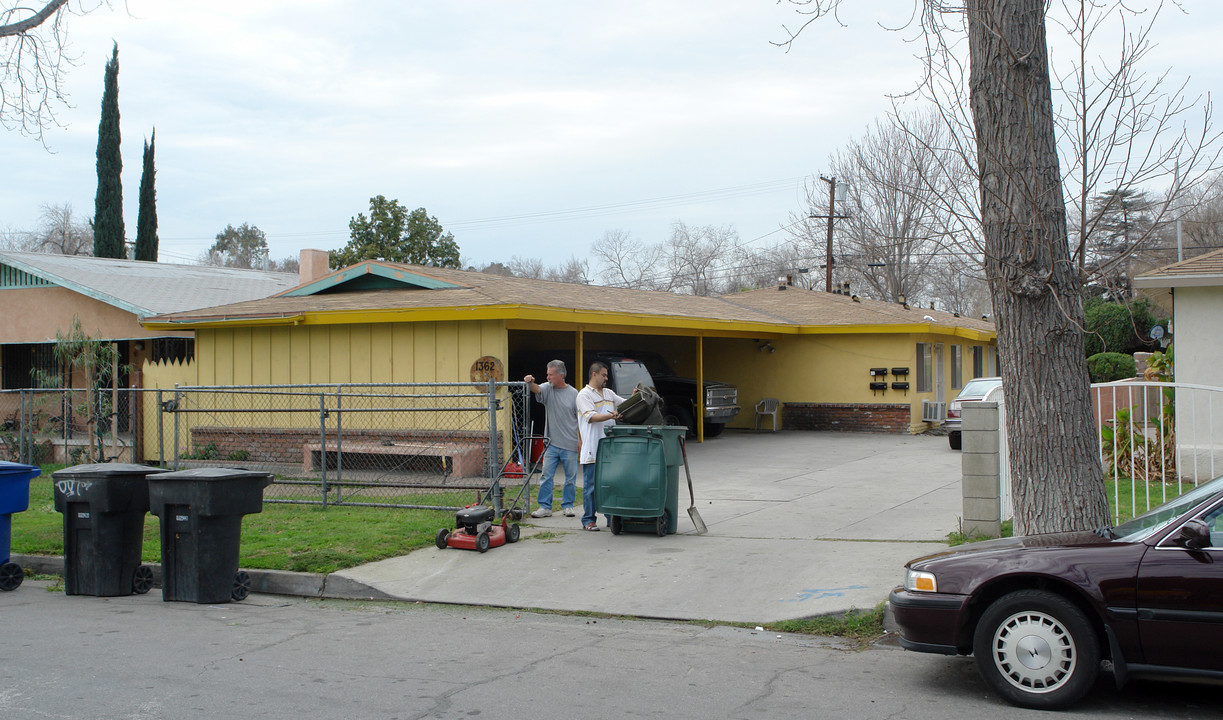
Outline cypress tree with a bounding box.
[135,130,158,261]
[93,43,125,259]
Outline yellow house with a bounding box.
[142,251,996,437]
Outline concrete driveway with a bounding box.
[337,429,963,624]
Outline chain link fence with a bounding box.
[2,382,539,514]
[1,387,135,466]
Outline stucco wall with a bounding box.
[0,286,189,343]
[1174,286,1222,389]
[1173,286,1223,451]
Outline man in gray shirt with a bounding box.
[524,359,580,518]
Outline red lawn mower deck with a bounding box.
[435,505,520,553]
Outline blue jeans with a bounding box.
[582,462,597,527]
[535,445,577,510]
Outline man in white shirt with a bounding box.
[575,361,624,531]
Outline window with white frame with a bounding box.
[951,345,963,389]
[972,345,984,378]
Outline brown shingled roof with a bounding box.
[144,261,994,338]
[1134,247,1223,287]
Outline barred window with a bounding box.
[1,343,59,390]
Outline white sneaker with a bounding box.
[531,507,553,518]
[562,507,576,517]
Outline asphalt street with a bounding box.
[2,583,1218,720]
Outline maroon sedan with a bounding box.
[889,476,1223,710]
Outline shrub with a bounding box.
[1084,297,1167,356]
[1087,352,1136,382]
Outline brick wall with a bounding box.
[188,426,493,465]
[781,403,911,433]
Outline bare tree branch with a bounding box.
[1,1,115,145]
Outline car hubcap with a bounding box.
[992,611,1076,692]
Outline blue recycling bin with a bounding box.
[0,461,41,591]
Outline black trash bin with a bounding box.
[147,467,272,603]
[52,463,169,597]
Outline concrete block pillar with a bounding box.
[961,402,1001,538]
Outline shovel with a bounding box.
[678,437,708,534]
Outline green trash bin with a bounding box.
[147,467,272,603]
[596,425,686,536]
[52,463,169,597]
[1,461,41,591]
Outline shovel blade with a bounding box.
[688,506,708,535]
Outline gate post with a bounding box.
[961,401,1001,538]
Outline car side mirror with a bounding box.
[1177,519,1212,550]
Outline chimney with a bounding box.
[299,249,330,286]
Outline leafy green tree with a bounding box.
[92,43,125,259]
[134,130,158,261]
[33,316,125,463]
[1083,297,1167,356]
[330,196,460,269]
[206,223,269,269]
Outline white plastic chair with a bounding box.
[754,398,780,431]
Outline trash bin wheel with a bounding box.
[506,523,520,543]
[476,531,491,553]
[232,570,251,601]
[655,510,670,537]
[132,565,155,594]
[610,515,623,535]
[0,561,23,591]
[435,528,450,550]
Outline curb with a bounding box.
[9,554,395,602]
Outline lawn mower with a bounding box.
[435,504,520,553]
[434,434,547,553]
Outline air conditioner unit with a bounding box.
[921,400,946,423]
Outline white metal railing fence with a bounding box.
[1091,380,1223,521]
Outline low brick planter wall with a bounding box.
[188,426,494,467]
[781,403,911,433]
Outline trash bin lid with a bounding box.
[153,467,272,482]
[0,461,41,478]
[52,463,169,478]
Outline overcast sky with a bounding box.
[3,1,1220,270]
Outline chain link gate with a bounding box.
[155,381,534,513]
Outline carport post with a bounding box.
[696,336,704,442]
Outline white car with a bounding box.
[944,376,1002,450]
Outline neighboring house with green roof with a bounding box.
[0,250,298,394]
[143,250,996,436]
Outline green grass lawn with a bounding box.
[948,477,1197,546]
[1107,476,1193,524]
[10,465,537,574]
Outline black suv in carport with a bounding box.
[511,349,739,438]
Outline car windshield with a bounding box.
[610,361,655,395]
[958,378,1001,399]
[1112,474,1223,541]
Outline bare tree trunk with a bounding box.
[968,0,1108,534]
